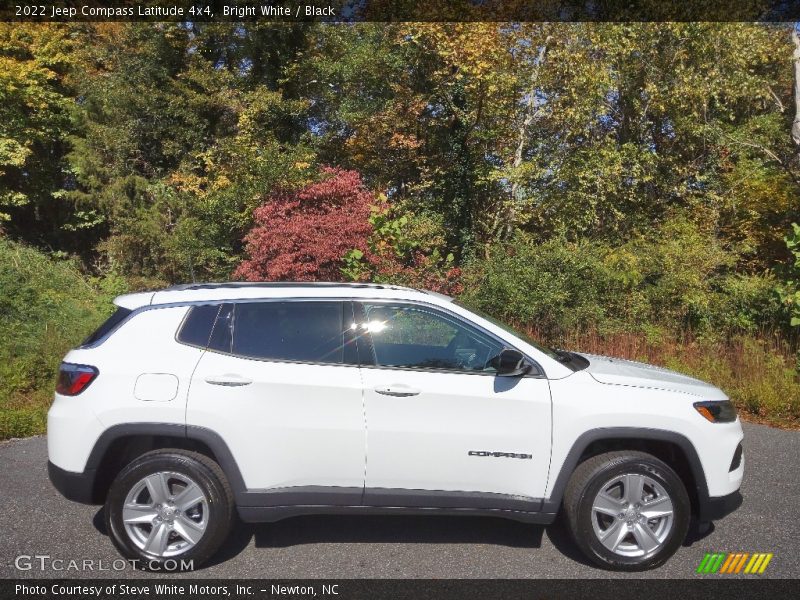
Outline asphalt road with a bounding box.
[1,422,798,579]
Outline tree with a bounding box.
[235,168,374,281]
[0,24,74,242]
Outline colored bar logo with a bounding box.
[696,552,773,574]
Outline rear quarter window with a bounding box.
[176,304,221,348]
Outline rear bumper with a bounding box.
[48,461,97,504]
[698,489,743,522]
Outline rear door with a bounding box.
[356,301,552,508]
[185,300,365,502]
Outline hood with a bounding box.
[579,353,727,400]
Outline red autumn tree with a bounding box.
[234,167,374,281]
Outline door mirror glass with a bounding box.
[489,348,531,377]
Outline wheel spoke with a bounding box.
[624,473,645,503]
[640,495,674,520]
[599,520,629,552]
[143,522,171,556]
[173,514,205,545]
[632,522,662,554]
[144,473,171,505]
[174,482,205,512]
[122,503,158,524]
[593,491,624,517]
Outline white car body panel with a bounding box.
[47,306,198,471]
[582,354,729,400]
[361,367,551,497]
[186,351,366,490]
[547,371,743,498]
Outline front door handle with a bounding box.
[205,374,252,387]
[374,384,420,397]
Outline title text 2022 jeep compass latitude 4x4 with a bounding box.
[47,282,744,571]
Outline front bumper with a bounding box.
[48,461,97,504]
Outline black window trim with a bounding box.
[353,300,546,378]
[79,306,134,349]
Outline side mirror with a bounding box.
[489,348,532,377]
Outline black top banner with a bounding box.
[2,0,800,22]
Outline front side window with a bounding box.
[207,301,345,364]
[360,303,505,373]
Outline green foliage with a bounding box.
[662,337,800,424]
[341,203,461,293]
[0,23,74,241]
[461,217,787,340]
[0,238,109,439]
[777,223,800,327]
[460,235,624,339]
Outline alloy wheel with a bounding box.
[122,471,209,558]
[590,472,675,558]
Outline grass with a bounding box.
[541,328,800,429]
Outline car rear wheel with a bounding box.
[105,449,233,570]
[563,450,690,571]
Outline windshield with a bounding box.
[453,301,562,361]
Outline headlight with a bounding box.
[693,400,737,423]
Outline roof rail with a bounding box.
[163,281,420,292]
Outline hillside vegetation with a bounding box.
[1,22,799,434]
[0,239,111,438]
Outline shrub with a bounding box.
[706,273,786,334]
[0,238,109,439]
[235,167,374,281]
[459,235,627,339]
[460,216,787,341]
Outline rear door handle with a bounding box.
[205,374,252,387]
[374,384,420,397]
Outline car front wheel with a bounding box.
[563,450,691,571]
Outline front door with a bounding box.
[356,302,552,509]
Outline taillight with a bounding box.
[56,363,98,396]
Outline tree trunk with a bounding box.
[791,26,800,154]
[502,37,551,241]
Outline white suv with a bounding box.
[47,282,744,571]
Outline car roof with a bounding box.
[114,282,452,310]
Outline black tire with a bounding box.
[105,449,234,571]
[563,450,690,571]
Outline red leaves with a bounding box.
[371,251,464,296]
[234,168,374,281]
[234,165,463,294]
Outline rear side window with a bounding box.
[208,301,345,364]
[177,304,221,348]
[81,307,132,347]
